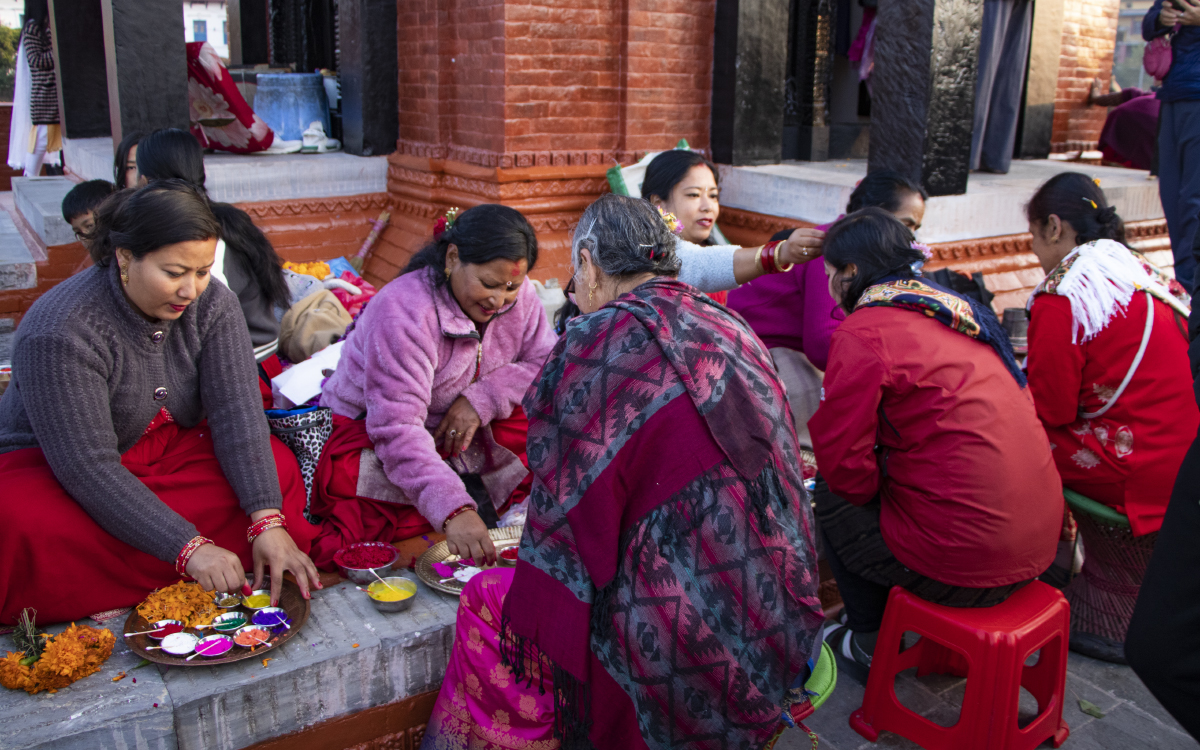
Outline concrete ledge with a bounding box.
[1,577,459,750]
[0,207,36,292]
[718,159,1164,244]
[63,137,388,204]
[12,177,75,248]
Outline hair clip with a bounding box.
[1093,178,1102,186]
[1083,197,1098,209]
[432,207,460,241]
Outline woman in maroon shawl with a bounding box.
[419,194,825,750]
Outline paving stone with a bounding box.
[166,576,457,750]
[0,207,35,292]
[12,177,75,248]
[0,316,15,363]
[1066,650,1192,736]
[0,623,176,750]
[1066,703,1199,749]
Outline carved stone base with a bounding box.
[244,689,437,750]
[364,153,613,288]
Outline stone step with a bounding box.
[0,205,36,296]
[12,177,76,249]
[1,576,459,750]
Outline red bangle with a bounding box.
[442,504,476,530]
[247,513,288,543]
[176,535,214,577]
[762,241,782,274]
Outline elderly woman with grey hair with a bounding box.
[419,194,823,750]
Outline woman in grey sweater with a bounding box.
[0,181,320,625]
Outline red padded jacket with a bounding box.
[809,306,1061,587]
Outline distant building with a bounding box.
[0,0,22,29]
[183,0,228,60]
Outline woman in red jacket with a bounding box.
[810,208,1061,678]
[1025,172,1196,662]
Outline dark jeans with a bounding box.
[814,477,1029,633]
[1125,432,1200,741]
[1159,99,1200,290]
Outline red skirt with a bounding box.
[308,408,532,571]
[0,420,318,625]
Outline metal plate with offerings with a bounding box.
[415,526,522,596]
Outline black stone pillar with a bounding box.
[783,0,836,161]
[100,0,189,143]
[238,0,270,66]
[48,0,111,138]
[868,0,983,196]
[712,0,791,165]
[339,0,397,156]
[1018,0,1063,159]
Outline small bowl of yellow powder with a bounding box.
[366,577,417,613]
[241,589,272,610]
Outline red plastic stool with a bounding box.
[850,581,1070,750]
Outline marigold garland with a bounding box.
[135,580,219,629]
[1,624,116,694]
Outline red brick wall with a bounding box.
[1051,0,1120,150]
[396,0,714,166]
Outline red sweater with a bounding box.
[1026,293,1198,536]
[810,307,1061,587]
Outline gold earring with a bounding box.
[588,282,597,304]
[445,267,451,279]
[120,263,129,287]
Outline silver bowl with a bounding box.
[364,577,417,613]
[194,634,234,658]
[335,542,400,585]
[211,612,249,633]
[241,589,272,610]
[213,592,242,609]
[232,625,272,648]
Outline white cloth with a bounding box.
[8,38,58,172]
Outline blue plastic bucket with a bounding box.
[253,73,331,141]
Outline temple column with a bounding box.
[1019,0,1064,158]
[711,0,791,165]
[49,0,111,139]
[100,0,189,142]
[868,0,983,196]
[339,0,398,156]
[783,0,836,161]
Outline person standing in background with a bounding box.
[21,0,58,177]
[1144,0,1200,290]
[971,0,1033,174]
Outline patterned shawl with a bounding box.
[502,279,824,750]
[855,274,1027,387]
[1027,239,1191,343]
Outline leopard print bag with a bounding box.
[266,406,333,524]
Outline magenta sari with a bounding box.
[422,567,558,750]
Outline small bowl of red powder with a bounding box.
[497,544,520,567]
[334,542,400,585]
[147,620,185,640]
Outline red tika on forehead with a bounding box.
[510,262,522,277]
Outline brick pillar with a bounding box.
[367,0,715,289]
[869,0,984,197]
[1050,0,1119,151]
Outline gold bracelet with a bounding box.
[754,246,765,274]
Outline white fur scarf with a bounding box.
[1029,239,1190,344]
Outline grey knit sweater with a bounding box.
[0,263,283,562]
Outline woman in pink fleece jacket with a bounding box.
[310,205,556,569]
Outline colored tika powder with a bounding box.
[368,581,414,602]
[212,616,246,632]
[338,544,395,568]
[196,637,232,657]
[243,594,270,609]
[149,622,184,638]
[234,628,270,647]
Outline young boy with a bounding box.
[61,179,115,241]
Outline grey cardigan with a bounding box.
[0,263,283,562]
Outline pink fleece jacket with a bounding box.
[321,268,556,530]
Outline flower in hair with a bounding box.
[911,242,933,261]
[432,207,460,241]
[655,206,683,237]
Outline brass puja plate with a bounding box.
[123,579,309,666]
[415,526,523,596]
